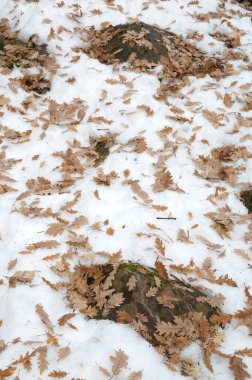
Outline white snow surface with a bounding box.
[0,0,252,379]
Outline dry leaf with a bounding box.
[47,333,59,347]
[58,313,76,326]
[229,356,250,380]
[128,371,143,380]
[38,347,48,374]
[99,366,111,377]
[46,223,66,236]
[25,240,60,252]
[0,95,10,106]
[155,237,165,256]
[146,287,158,298]
[126,275,137,291]
[235,348,252,358]
[49,370,67,378]
[224,93,234,108]
[9,271,35,288]
[35,304,54,332]
[177,229,192,244]
[110,349,128,376]
[152,169,173,193]
[7,259,18,271]
[155,260,168,280]
[57,346,71,361]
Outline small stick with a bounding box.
[97,128,109,131]
[157,217,177,220]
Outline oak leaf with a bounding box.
[155,260,168,280]
[110,349,128,376]
[155,237,165,256]
[57,346,71,361]
[35,304,54,332]
[229,356,250,380]
[126,275,137,291]
[58,313,76,326]
[152,169,173,193]
[128,371,143,380]
[235,348,252,358]
[49,370,67,378]
[38,347,48,374]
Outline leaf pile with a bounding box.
[83,22,228,92]
[67,261,224,372]
[0,18,54,93]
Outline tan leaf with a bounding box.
[0,366,17,379]
[57,346,71,361]
[177,229,192,244]
[106,227,115,235]
[235,348,252,358]
[152,204,168,211]
[107,293,125,309]
[224,93,234,108]
[49,370,67,378]
[47,28,55,41]
[47,333,58,347]
[35,304,53,332]
[38,347,48,374]
[0,95,10,106]
[234,249,250,261]
[128,180,150,202]
[216,274,237,287]
[46,223,66,236]
[126,275,137,291]
[229,356,250,380]
[26,240,60,252]
[110,349,128,376]
[152,169,173,193]
[155,237,165,256]
[0,184,18,193]
[7,259,17,271]
[155,260,168,280]
[117,310,133,323]
[0,339,7,354]
[9,271,35,288]
[99,366,111,377]
[70,215,88,229]
[210,312,232,328]
[127,371,143,380]
[57,313,76,326]
[146,287,158,298]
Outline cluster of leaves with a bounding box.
[83,22,229,94]
[0,18,55,93]
[67,261,228,375]
[194,144,251,186]
[170,257,237,288]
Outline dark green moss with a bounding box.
[241,190,252,213]
[95,142,109,161]
[0,35,4,50]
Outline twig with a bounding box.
[157,217,177,220]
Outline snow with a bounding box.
[0,0,251,379]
